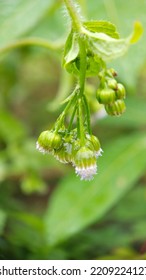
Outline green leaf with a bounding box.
[63,31,79,74]
[0,0,54,48]
[44,133,146,246]
[85,0,146,90]
[63,20,143,76]
[83,22,142,61]
[83,20,120,39]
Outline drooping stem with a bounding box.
[68,102,77,132]
[78,98,85,145]
[83,94,92,135]
[54,90,77,132]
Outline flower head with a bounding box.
[73,146,97,180]
[36,130,62,154]
[54,143,73,164]
[86,134,103,158]
[105,99,126,116]
[96,88,116,104]
[54,133,74,164]
[116,83,126,99]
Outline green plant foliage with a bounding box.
[0,210,7,235]
[86,0,146,90]
[0,0,146,261]
[0,0,54,47]
[83,20,120,39]
[63,21,142,76]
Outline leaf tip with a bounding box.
[130,21,143,44]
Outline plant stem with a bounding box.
[55,91,77,131]
[64,0,87,145]
[68,102,77,132]
[78,36,86,97]
[0,37,64,56]
[83,94,92,135]
[63,0,82,31]
[78,98,85,145]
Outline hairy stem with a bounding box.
[64,0,82,31]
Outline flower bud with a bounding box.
[107,79,118,90]
[54,133,75,164]
[73,146,97,181]
[105,100,126,116]
[54,145,71,163]
[86,134,103,158]
[36,130,62,154]
[96,88,116,104]
[116,83,126,99]
[107,68,117,77]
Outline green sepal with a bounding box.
[83,20,120,39]
[62,30,79,74]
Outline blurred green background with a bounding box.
[0,0,146,260]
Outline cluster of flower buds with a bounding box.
[96,68,126,116]
[36,129,103,181]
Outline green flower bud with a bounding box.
[86,134,103,158]
[105,100,126,116]
[54,133,75,164]
[96,88,116,104]
[54,144,72,163]
[116,83,126,99]
[73,146,97,181]
[36,130,62,154]
[107,79,118,90]
[107,68,117,77]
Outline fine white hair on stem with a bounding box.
[61,4,72,30]
[62,0,84,26]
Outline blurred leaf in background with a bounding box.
[0,0,146,260]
